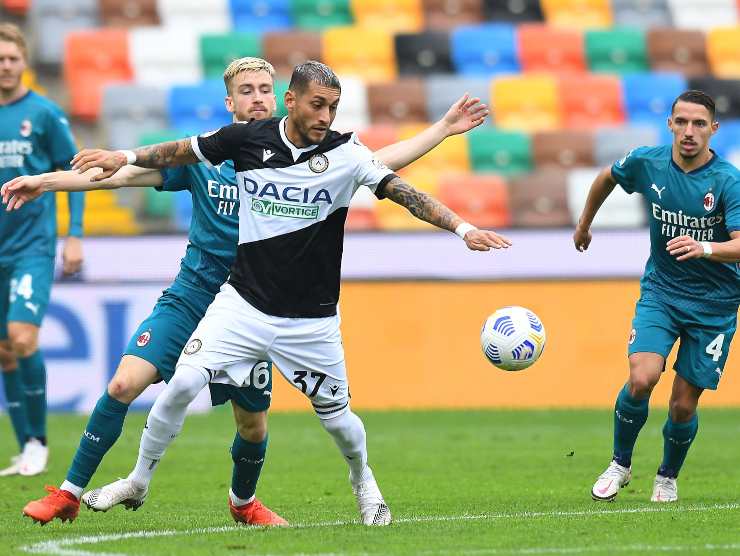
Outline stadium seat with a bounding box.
[567,167,646,228]
[585,28,648,73]
[367,79,429,125]
[3,0,30,15]
[173,188,194,232]
[425,75,491,122]
[509,169,571,227]
[129,28,202,87]
[482,0,544,22]
[611,0,672,27]
[168,81,232,136]
[99,0,160,27]
[708,119,740,158]
[540,0,613,29]
[646,28,710,78]
[395,32,453,76]
[467,128,533,176]
[666,0,738,30]
[376,168,440,229]
[559,74,625,129]
[706,27,740,79]
[438,174,511,228]
[422,0,483,30]
[517,24,586,74]
[57,192,140,235]
[399,124,470,173]
[273,78,290,118]
[331,76,369,131]
[350,0,424,32]
[262,31,322,78]
[157,0,229,31]
[688,77,740,119]
[322,27,396,82]
[593,126,659,166]
[200,33,262,79]
[622,72,687,126]
[346,186,378,231]
[450,23,520,75]
[492,74,562,132]
[64,30,133,121]
[532,130,595,169]
[290,0,353,29]
[229,0,293,32]
[102,84,168,151]
[358,125,399,151]
[29,0,99,66]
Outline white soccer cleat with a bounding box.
[591,460,632,501]
[651,474,678,502]
[351,470,391,526]
[82,478,148,512]
[19,438,48,476]
[0,455,22,477]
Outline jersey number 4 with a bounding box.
[706,334,725,362]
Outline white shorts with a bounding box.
[176,283,350,418]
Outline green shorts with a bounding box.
[0,255,55,337]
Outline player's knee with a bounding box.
[7,328,38,358]
[235,410,267,443]
[107,375,143,404]
[166,366,208,406]
[669,399,697,423]
[627,367,660,397]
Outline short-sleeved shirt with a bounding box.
[612,145,740,314]
[192,116,397,318]
[0,91,79,263]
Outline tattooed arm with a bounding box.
[382,176,512,252]
[71,139,199,182]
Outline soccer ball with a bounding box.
[480,306,546,371]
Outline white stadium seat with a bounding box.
[567,167,647,228]
[667,0,738,30]
[156,0,230,32]
[331,76,370,133]
[129,28,202,87]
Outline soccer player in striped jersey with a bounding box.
[574,90,740,503]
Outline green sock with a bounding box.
[2,370,27,449]
[613,383,649,468]
[658,413,698,479]
[230,433,267,501]
[18,351,46,441]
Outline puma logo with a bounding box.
[651,183,665,200]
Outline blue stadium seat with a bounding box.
[450,23,520,76]
[622,73,687,126]
[173,189,194,232]
[168,81,232,136]
[229,0,292,32]
[709,119,740,158]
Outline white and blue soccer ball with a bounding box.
[480,306,546,371]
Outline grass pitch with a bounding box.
[2,408,740,555]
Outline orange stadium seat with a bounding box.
[351,0,424,33]
[64,29,133,120]
[509,169,572,227]
[559,74,624,129]
[532,130,595,169]
[438,174,511,228]
[3,0,30,14]
[421,0,483,30]
[540,0,613,29]
[492,75,562,132]
[646,28,710,78]
[707,27,740,78]
[358,125,399,151]
[100,0,160,27]
[398,124,470,173]
[367,79,428,125]
[322,27,396,82]
[262,31,323,78]
[517,24,587,73]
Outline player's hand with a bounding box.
[573,224,592,252]
[463,229,512,252]
[442,94,489,136]
[72,149,127,181]
[667,235,704,261]
[1,175,44,210]
[62,236,83,275]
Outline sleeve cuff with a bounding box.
[374,173,399,200]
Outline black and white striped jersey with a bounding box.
[191,117,397,318]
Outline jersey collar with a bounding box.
[670,148,718,175]
[279,117,318,162]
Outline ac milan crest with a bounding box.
[628,328,636,345]
[20,119,32,137]
[136,330,151,347]
[704,192,715,211]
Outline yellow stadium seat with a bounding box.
[322,27,396,82]
[493,75,562,132]
[375,168,440,230]
[57,191,140,235]
[541,0,613,29]
[707,27,740,78]
[398,124,470,174]
[350,0,423,33]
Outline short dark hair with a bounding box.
[671,90,716,120]
[288,61,341,95]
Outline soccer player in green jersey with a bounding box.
[0,23,84,478]
[574,90,740,502]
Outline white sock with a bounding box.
[229,488,255,507]
[128,364,209,488]
[320,408,372,485]
[60,480,83,500]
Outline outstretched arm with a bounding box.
[382,176,511,252]
[374,94,488,171]
[573,166,618,252]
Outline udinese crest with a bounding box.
[309,153,329,173]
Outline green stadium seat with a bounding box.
[139,130,183,146]
[200,32,262,79]
[467,128,532,176]
[144,187,175,218]
[291,0,353,29]
[274,79,290,118]
[585,28,648,73]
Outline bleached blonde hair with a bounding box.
[222,57,275,94]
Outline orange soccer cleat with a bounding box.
[23,486,80,525]
[229,497,288,526]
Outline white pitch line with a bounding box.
[18,503,740,556]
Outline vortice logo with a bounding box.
[252,198,319,219]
